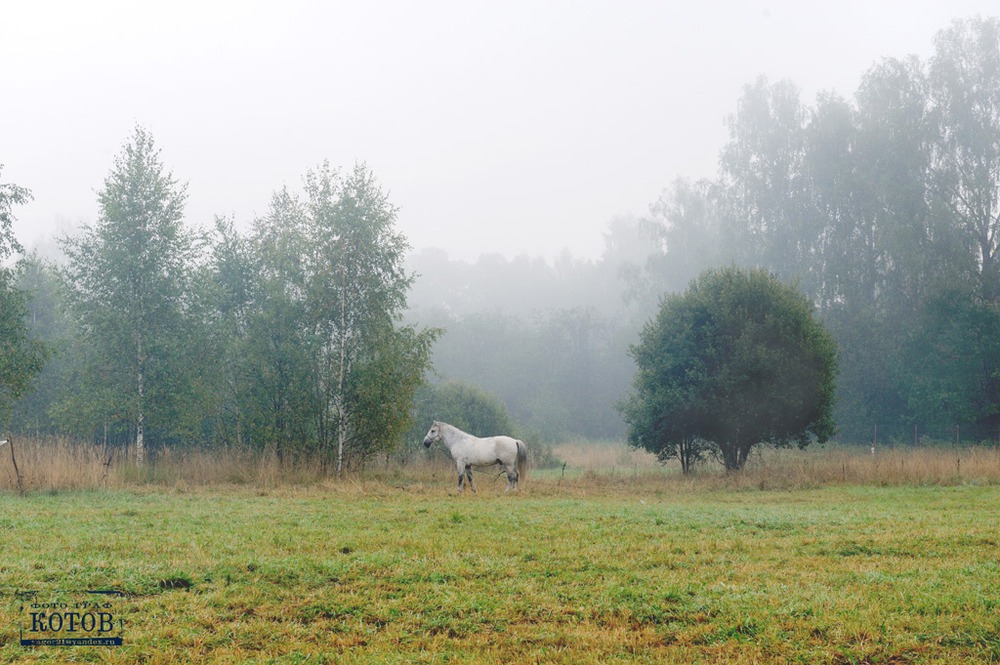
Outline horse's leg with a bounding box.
[466,465,476,493]
[505,465,518,492]
[456,460,465,491]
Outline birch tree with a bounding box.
[204,164,436,469]
[929,16,1000,303]
[304,162,436,474]
[61,127,194,464]
[236,194,320,460]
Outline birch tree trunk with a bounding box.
[336,268,347,477]
[136,333,145,467]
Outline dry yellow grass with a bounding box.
[0,436,114,491]
[548,440,1000,491]
[0,437,327,493]
[2,435,999,494]
[552,440,661,470]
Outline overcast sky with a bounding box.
[3,1,997,262]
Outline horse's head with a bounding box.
[423,421,441,448]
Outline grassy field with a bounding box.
[1,452,999,663]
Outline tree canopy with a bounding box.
[0,168,47,422]
[204,162,438,471]
[0,128,440,470]
[5,16,1000,456]
[60,127,199,464]
[637,16,1000,443]
[621,267,837,471]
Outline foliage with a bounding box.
[344,322,436,462]
[209,194,321,460]
[58,127,205,461]
[898,288,1000,436]
[638,17,1000,443]
[9,254,68,435]
[407,381,517,447]
[929,17,1000,302]
[5,136,436,465]
[10,16,1000,452]
[621,267,838,471]
[304,162,438,473]
[0,170,47,423]
[0,167,29,261]
[202,164,438,469]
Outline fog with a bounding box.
[3,0,994,261]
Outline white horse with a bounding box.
[423,421,527,492]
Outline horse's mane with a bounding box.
[436,421,467,437]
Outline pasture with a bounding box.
[0,444,999,664]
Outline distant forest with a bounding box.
[6,16,1000,451]
[405,218,652,442]
[408,16,1000,446]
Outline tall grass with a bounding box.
[0,437,327,493]
[2,435,999,493]
[741,443,1000,488]
[548,440,1000,491]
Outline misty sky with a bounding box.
[3,1,996,262]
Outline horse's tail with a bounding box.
[516,439,528,483]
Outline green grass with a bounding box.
[1,482,999,663]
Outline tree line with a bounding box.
[4,129,437,471]
[4,16,999,457]
[403,217,655,442]
[402,16,1000,448]
[636,16,1000,445]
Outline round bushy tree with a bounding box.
[410,381,516,442]
[621,267,837,471]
